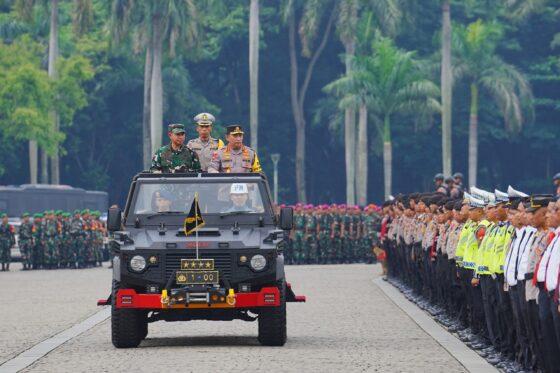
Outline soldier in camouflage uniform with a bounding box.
[60,212,72,268]
[70,210,85,269]
[92,211,104,266]
[31,213,44,269]
[150,123,202,173]
[304,205,319,264]
[0,213,15,271]
[55,210,66,268]
[292,205,306,264]
[81,209,94,267]
[340,206,353,263]
[43,210,59,269]
[317,205,333,264]
[331,205,343,263]
[18,212,34,270]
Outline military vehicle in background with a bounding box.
[0,184,108,217]
[100,172,305,348]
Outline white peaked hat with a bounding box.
[507,185,528,198]
[230,183,248,194]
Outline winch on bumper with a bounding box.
[115,286,282,309]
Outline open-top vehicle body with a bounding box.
[99,172,305,348]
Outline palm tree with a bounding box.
[111,0,199,163]
[454,20,533,187]
[15,0,92,184]
[249,0,259,152]
[327,35,440,199]
[283,0,336,203]
[337,0,401,204]
[440,0,452,177]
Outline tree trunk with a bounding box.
[441,0,452,177]
[249,0,260,152]
[29,141,38,184]
[47,0,59,184]
[40,149,49,184]
[344,44,356,205]
[383,115,392,200]
[143,46,153,169]
[356,104,368,205]
[150,13,163,151]
[468,83,478,188]
[288,9,306,203]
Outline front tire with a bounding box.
[258,279,287,346]
[111,280,145,348]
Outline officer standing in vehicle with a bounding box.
[18,212,34,270]
[208,125,262,173]
[186,113,224,172]
[150,123,202,173]
[0,213,15,271]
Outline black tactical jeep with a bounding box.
[99,172,305,348]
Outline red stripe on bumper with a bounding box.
[115,287,281,309]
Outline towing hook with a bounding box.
[226,288,236,305]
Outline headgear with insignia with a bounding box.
[0,213,7,218]
[470,186,490,203]
[55,210,63,215]
[526,194,554,212]
[81,209,90,215]
[467,194,486,209]
[167,123,185,134]
[226,125,244,135]
[73,209,81,215]
[507,185,528,198]
[494,189,509,204]
[33,213,42,218]
[194,112,215,126]
[21,212,30,218]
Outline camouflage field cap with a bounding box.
[168,123,185,134]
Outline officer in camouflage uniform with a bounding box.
[304,205,319,264]
[81,209,94,266]
[70,209,85,268]
[43,210,59,269]
[18,212,34,270]
[292,205,306,264]
[0,213,15,271]
[186,113,225,172]
[340,205,353,263]
[363,205,381,263]
[150,123,202,173]
[31,213,44,269]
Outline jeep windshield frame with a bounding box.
[123,173,276,227]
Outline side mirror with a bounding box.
[107,207,122,232]
[279,207,293,230]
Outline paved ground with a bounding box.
[1,263,473,372]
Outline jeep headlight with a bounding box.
[130,255,146,272]
[250,254,267,271]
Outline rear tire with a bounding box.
[258,279,287,346]
[111,280,144,348]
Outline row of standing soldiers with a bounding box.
[382,186,560,373]
[0,209,107,271]
[285,204,382,264]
